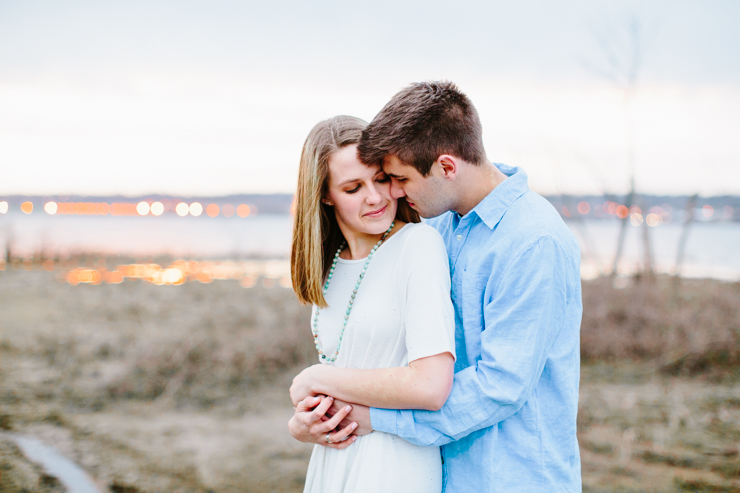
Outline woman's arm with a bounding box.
[290,352,454,411]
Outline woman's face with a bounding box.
[325,144,397,238]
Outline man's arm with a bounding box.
[370,236,572,446]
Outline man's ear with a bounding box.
[436,155,459,181]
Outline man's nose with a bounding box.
[366,183,382,204]
[390,180,406,199]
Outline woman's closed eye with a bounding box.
[345,184,361,194]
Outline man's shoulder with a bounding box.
[503,191,579,253]
[423,212,454,234]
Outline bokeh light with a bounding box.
[110,203,137,215]
[189,202,203,216]
[630,213,644,227]
[150,201,165,216]
[646,213,662,227]
[161,268,185,285]
[724,205,734,219]
[237,204,250,218]
[703,205,714,218]
[176,202,190,216]
[0,201,7,214]
[615,205,629,219]
[561,206,571,218]
[206,203,220,217]
[136,201,150,215]
[66,268,102,285]
[44,202,58,215]
[222,204,235,217]
[21,201,33,214]
[105,271,124,284]
[577,201,590,215]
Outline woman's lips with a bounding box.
[364,205,387,217]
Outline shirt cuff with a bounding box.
[369,407,398,435]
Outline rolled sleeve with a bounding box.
[369,407,397,435]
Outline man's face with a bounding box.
[382,155,453,218]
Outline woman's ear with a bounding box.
[322,199,333,206]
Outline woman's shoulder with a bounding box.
[391,222,448,260]
[393,222,444,245]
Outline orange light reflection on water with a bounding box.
[5,200,258,218]
[58,260,291,288]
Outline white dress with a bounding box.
[303,222,456,493]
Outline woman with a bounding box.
[289,115,455,493]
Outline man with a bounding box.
[291,81,582,492]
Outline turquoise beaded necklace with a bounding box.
[312,221,395,365]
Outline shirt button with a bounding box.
[456,235,462,241]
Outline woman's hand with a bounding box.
[288,395,358,449]
[290,364,330,407]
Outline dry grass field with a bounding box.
[1,268,739,492]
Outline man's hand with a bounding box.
[329,398,373,436]
[288,395,358,449]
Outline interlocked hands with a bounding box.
[288,395,358,449]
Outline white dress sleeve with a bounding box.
[399,224,456,363]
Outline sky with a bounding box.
[1,0,739,197]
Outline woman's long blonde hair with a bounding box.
[291,115,419,307]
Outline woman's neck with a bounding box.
[337,220,405,260]
[340,231,384,260]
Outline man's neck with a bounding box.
[453,161,508,216]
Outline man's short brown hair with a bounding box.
[358,81,486,176]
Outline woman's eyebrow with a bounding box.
[336,178,361,187]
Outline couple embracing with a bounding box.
[288,81,582,493]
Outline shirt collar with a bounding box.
[466,163,529,230]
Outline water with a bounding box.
[0,213,293,258]
[1,212,738,281]
[571,219,740,280]
[1,432,100,493]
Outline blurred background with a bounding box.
[1,1,738,492]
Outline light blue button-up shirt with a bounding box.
[370,164,582,492]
